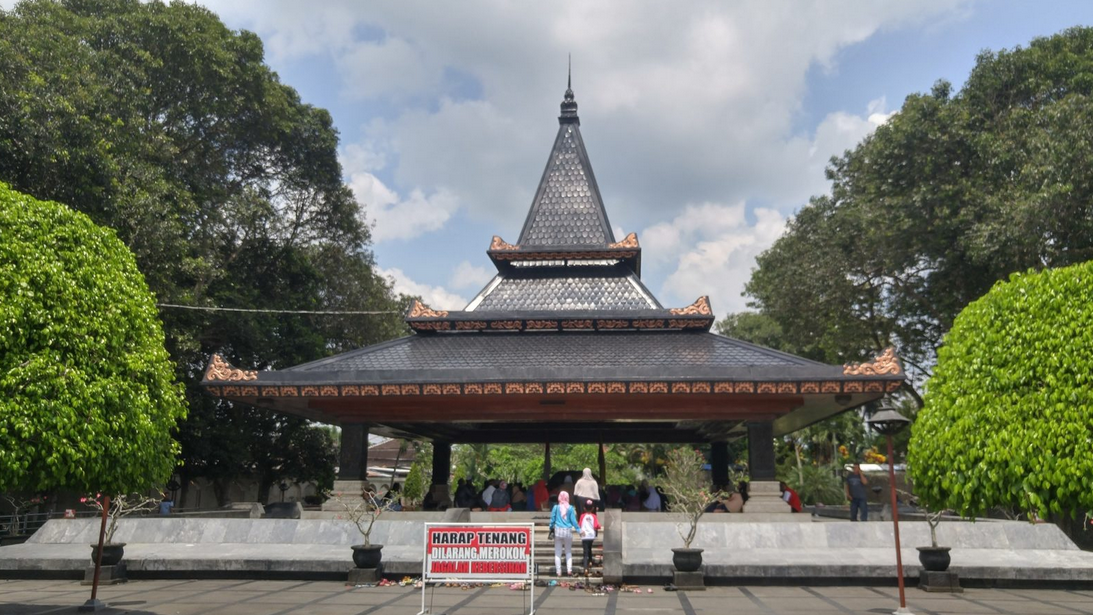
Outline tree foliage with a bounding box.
[908,262,1093,520]
[745,27,1093,402]
[0,0,406,499]
[0,183,186,495]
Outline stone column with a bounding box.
[710,441,729,486]
[543,442,552,481]
[323,423,370,511]
[743,421,791,515]
[431,441,452,507]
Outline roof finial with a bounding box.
[560,54,579,123]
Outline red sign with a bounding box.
[423,524,534,581]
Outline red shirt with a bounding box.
[784,487,802,513]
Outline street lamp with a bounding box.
[867,402,913,615]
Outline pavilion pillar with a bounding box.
[598,440,607,488]
[543,443,552,481]
[430,441,452,508]
[324,423,370,511]
[743,420,791,514]
[710,441,729,486]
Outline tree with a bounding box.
[0,183,186,495]
[745,27,1093,405]
[0,0,406,496]
[908,262,1093,527]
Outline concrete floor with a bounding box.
[2,579,1093,615]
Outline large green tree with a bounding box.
[909,262,1093,530]
[0,0,406,503]
[745,27,1093,404]
[0,183,187,495]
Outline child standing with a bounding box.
[578,499,601,575]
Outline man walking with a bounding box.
[846,463,869,521]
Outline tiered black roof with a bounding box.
[201,78,905,441]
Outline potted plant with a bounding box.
[916,509,951,572]
[81,493,158,565]
[336,488,392,569]
[660,448,724,572]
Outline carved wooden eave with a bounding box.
[608,232,639,249]
[843,347,902,376]
[669,296,712,316]
[408,300,449,319]
[205,354,258,382]
[490,235,519,251]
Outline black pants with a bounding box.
[582,538,594,571]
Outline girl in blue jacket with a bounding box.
[550,491,580,576]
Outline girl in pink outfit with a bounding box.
[578,500,602,574]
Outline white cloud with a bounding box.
[378,267,467,310]
[341,144,459,242]
[200,0,965,304]
[642,203,787,316]
[449,261,493,291]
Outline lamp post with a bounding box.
[867,403,913,615]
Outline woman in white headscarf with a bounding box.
[573,468,600,513]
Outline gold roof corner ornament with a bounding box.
[409,300,449,319]
[608,232,639,249]
[205,354,258,382]
[490,235,519,251]
[669,295,712,316]
[843,347,902,376]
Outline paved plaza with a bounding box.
[2,579,1092,615]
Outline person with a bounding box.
[549,491,579,577]
[656,485,669,512]
[481,479,497,510]
[573,468,600,512]
[725,486,745,513]
[533,479,550,512]
[846,463,870,521]
[489,480,512,511]
[737,481,750,504]
[454,478,475,509]
[386,483,403,511]
[779,481,802,513]
[561,475,575,499]
[623,485,641,511]
[158,493,174,516]
[511,483,527,508]
[578,500,601,574]
[642,483,662,511]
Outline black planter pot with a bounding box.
[916,546,951,572]
[671,548,703,572]
[90,543,126,566]
[352,544,383,569]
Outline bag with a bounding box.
[548,527,555,540]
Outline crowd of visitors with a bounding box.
[450,469,687,513]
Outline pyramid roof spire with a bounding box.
[516,78,615,247]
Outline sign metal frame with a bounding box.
[416,522,536,615]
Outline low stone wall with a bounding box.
[621,518,1093,583]
[4,512,1092,584]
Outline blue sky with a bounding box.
[199,0,1093,315]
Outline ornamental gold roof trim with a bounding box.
[205,354,258,381]
[843,347,902,376]
[669,296,712,316]
[408,300,449,319]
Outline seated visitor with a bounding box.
[779,481,802,513]
[489,480,512,511]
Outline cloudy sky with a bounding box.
[198,0,1091,315]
